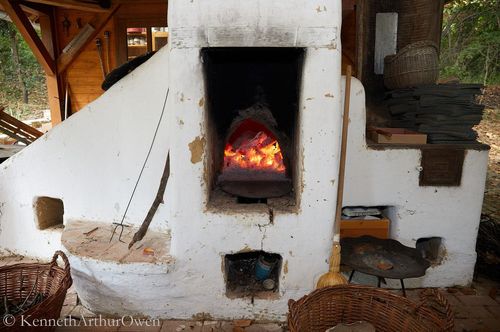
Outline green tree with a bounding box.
[440,0,500,85]
[0,19,47,118]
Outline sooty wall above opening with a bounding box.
[201,47,305,140]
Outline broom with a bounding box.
[316,65,352,288]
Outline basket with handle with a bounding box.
[0,251,73,332]
[288,285,453,332]
[384,40,439,90]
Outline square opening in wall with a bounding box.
[202,48,304,208]
[33,196,64,230]
[416,237,444,266]
[224,251,282,299]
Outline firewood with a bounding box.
[128,153,170,249]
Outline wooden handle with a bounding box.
[334,65,352,235]
[328,243,342,272]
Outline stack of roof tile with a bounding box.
[386,84,484,143]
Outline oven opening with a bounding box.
[224,251,282,299]
[202,47,304,208]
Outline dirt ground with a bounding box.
[476,86,500,223]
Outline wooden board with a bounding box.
[0,107,43,144]
[368,127,427,144]
[374,12,397,74]
[419,148,465,186]
[340,218,390,239]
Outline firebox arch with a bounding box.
[202,47,304,203]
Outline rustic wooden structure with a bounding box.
[0,0,167,125]
[355,0,445,98]
[0,106,43,144]
[0,0,447,127]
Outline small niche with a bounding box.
[224,251,282,299]
[416,237,444,265]
[33,196,64,230]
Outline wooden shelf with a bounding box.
[366,139,490,151]
[340,218,390,239]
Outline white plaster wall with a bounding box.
[46,79,488,321]
[169,0,340,49]
[162,46,342,319]
[0,46,173,258]
[170,0,339,28]
[160,0,344,319]
[343,79,489,287]
[1,0,345,320]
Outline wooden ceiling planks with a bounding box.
[56,3,119,74]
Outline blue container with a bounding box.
[255,256,276,280]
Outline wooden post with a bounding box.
[355,0,366,82]
[39,7,63,124]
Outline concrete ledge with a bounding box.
[62,219,173,264]
[62,220,176,317]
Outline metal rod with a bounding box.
[95,38,106,79]
[109,88,169,243]
[349,269,355,282]
[400,279,407,297]
[104,30,110,73]
[64,81,69,120]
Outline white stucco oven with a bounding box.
[0,0,488,320]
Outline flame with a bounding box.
[224,131,286,173]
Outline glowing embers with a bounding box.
[223,119,285,176]
[218,118,292,199]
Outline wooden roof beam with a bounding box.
[0,0,56,75]
[22,0,110,12]
[19,1,52,16]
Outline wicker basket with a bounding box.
[0,251,72,332]
[398,0,443,49]
[288,285,454,332]
[384,41,439,90]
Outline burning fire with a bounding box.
[224,131,286,173]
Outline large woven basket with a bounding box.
[398,0,443,49]
[384,41,439,90]
[0,251,72,332]
[288,285,454,332]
